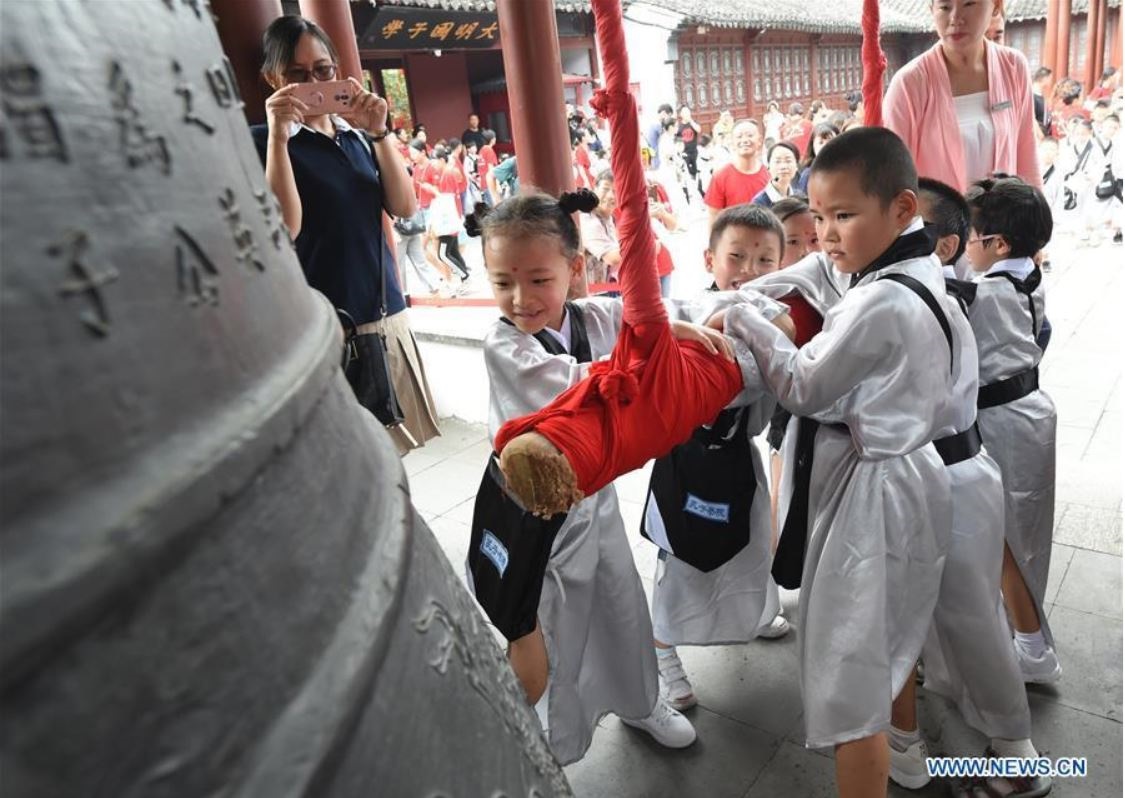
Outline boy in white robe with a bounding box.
[714,127,954,797]
[962,177,1060,684]
[649,206,793,711]
[886,179,1050,797]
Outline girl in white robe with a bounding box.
[474,191,730,765]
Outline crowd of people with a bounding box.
[251,3,1120,797]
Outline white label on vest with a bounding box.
[683,494,731,524]
[480,531,509,577]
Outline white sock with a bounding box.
[1015,629,1048,658]
[655,645,678,659]
[888,724,920,751]
[991,737,1039,759]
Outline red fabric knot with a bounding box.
[589,88,632,121]
[589,361,639,405]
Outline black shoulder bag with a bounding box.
[1095,140,1119,201]
[339,254,405,427]
[1063,142,1093,211]
[468,302,591,641]
[641,406,756,572]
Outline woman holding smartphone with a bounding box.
[251,15,440,453]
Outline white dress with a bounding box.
[725,254,953,748]
[967,258,1057,645]
[482,297,657,765]
[648,290,786,646]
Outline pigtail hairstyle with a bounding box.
[472,190,597,260]
[558,188,600,214]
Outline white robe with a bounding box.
[968,261,1057,643]
[648,290,785,645]
[725,255,953,748]
[921,286,1033,740]
[748,252,847,315]
[482,297,657,765]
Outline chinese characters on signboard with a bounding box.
[360,9,501,50]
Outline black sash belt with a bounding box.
[933,422,982,466]
[771,420,848,589]
[977,367,1038,409]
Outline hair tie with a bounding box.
[558,188,599,214]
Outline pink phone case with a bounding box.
[291,80,355,116]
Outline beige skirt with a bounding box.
[357,310,441,455]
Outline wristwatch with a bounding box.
[369,128,390,142]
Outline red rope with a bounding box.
[588,0,665,332]
[861,0,886,128]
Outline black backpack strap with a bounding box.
[984,267,1042,339]
[878,272,953,373]
[944,277,977,319]
[499,301,592,362]
[564,300,593,364]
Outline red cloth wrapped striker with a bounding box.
[493,0,743,499]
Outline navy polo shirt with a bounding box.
[251,122,406,325]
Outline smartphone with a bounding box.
[290,80,355,116]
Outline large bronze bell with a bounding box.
[0,2,570,795]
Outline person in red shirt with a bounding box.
[431,144,470,278]
[406,140,454,284]
[478,129,499,206]
[573,128,596,189]
[782,102,814,155]
[704,119,769,223]
[408,139,440,210]
[1088,67,1119,103]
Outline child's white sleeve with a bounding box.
[483,325,588,441]
[724,292,896,418]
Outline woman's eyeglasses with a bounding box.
[284,64,338,83]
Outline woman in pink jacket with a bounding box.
[884,0,1041,193]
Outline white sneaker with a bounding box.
[1014,640,1062,684]
[889,736,931,790]
[620,697,697,748]
[757,613,791,639]
[656,648,697,711]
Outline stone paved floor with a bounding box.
[404,230,1122,797]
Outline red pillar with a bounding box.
[1056,0,1072,79]
[1043,0,1059,85]
[1094,0,1109,82]
[496,0,574,197]
[1084,0,1101,91]
[211,0,283,125]
[298,0,363,82]
[1111,9,1123,70]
